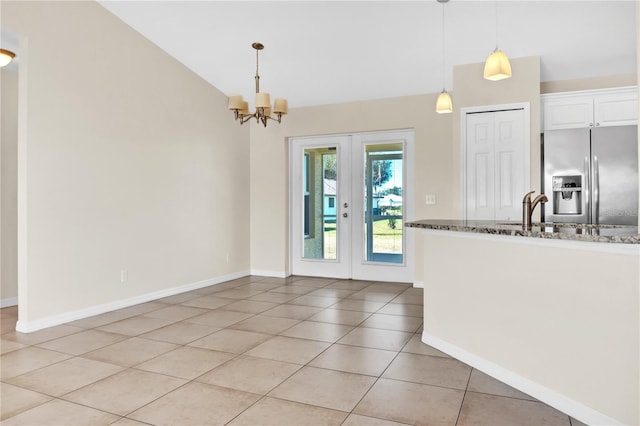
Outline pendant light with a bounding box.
[483,1,512,81]
[436,0,452,114]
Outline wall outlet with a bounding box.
[120,269,128,283]
[425,194,437,205]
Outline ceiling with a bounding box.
[97,1,637,108]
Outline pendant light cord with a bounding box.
[255,48,260,93]
[495,1,499,50]
[256,48,260,77]
[441,1,445,89]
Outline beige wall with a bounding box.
[423,232,639,425]
[249,95,454,281]
[1,69,19,304]
[3,1,250,327]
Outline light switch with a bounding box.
[425,194,437,205]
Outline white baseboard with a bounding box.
[15,270,250,333]
[422,331,623,426]
[250,269,288,278]
[412,280,424,289]
[1,297,18,308]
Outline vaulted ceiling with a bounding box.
[99,1,637,108]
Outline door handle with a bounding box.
[343,213,348,218]
[584,156,590,222]
[593,155,599,225]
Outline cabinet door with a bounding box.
[543,97,593,130]
[542,88,639,131]
[594,94,638,127]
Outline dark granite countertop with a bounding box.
[405,219,640,244]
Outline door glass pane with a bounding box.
[364,143,403,264]
[303,147,337,260]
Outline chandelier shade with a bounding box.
[228,42,288,127]
[240,102,249,115]
[0,49,16,67]
[273,98,288,114]
[228,96,243,110]
[255,93,271,109]
[483,48,512,81]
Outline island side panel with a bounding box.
[422,231,639,426]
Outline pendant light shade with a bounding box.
[483,48,512,81]
[436,90,453,114]
[0,49,16,67]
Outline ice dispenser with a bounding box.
[552,175,582,215]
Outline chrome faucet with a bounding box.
[522,191,548,227]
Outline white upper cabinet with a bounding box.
[594,92,638,127]
[542,87,637,131]
[543,96,593,130]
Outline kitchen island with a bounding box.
[406,220,639,426]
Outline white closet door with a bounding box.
[494,110,526,220]
[466,109,527,221]
[466,113,495,220]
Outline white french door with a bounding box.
[290,130,414,282]
[290,135,352,278]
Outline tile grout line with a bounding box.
[1,277,424,424]
[120,282,297,425]
[94,278,273,423]
[337,319,418,425]
[219,277,384,424]
[454,366,474,426]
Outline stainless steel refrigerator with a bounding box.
[543,125,638,226]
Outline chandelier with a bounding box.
[228,42,288,127]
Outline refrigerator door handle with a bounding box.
[593,155,600,225]
[584,156,590,222]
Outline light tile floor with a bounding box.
[0,276,587,425]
